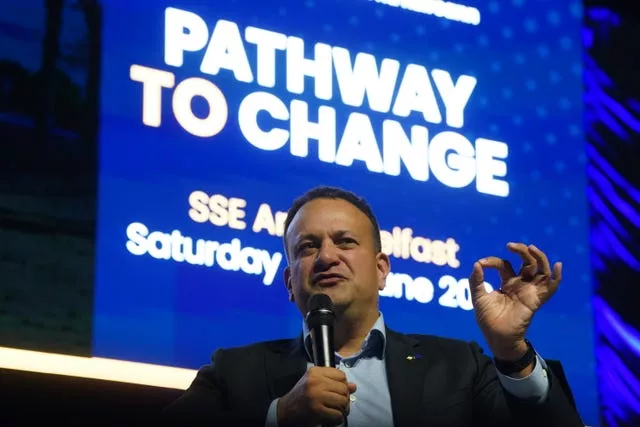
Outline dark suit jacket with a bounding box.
[162,328,584,426]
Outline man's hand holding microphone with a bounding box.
[277,294,354,427]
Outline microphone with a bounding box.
[305,294,349,427]
[305,293,336,368]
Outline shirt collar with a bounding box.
[302,311,387,363]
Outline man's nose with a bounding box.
[315,241,340,267]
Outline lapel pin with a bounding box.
[406,354,422,361]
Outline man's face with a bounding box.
[283,198,390,318]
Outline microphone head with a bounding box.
[305,293,335,329]
[307,293,334,314]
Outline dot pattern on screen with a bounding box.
[237,0,586,271]
[282,0,587,278]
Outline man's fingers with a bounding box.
[309,367,351,395]
[319,380,355,419]
[318,405,347,426]
[325,380,349,398]
[507,242,537,278]
[548,262,563,294]
[320,391,351,423]
[469,262,488,303]
[477,256,516,283]
[314,367,347,382]
[528,245,551,278]
[322,391,350,412]
[469,261,484,285]
[344,383,357,415]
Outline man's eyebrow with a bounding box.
[294,233,318,244]
[294,230,355,243]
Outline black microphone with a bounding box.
[305,294,348,427]
[305,293,336,368]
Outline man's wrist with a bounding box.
[276,395,294,427]
[491,339,529,361]
[493,339,537,377]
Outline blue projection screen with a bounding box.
[93,1,597,423]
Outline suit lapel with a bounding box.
[265,335,308,400]
[385,328,429,427]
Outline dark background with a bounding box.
[1,0,99,357]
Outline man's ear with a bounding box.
[376,252,391,291]
[283,266,294,302]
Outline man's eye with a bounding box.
[339,238,356,245]
[297,242,315,252]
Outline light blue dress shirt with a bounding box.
[265,312,549,427]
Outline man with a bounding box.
[163,186,584,426]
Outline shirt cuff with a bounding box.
[265,398,280,427]
[496,354,550,403]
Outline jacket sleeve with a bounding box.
[161,347,274,426]
[161,349,230,425]
[469,341,585,427]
